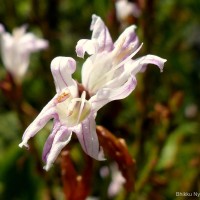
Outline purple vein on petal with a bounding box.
[82,121,88,154]
[59,59,68,88]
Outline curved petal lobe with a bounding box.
[76,39,99,58]
[43,126,72,171]
[42,121,61,162]
[114,25,139,51]
[90,14,113,52]
[73,115,105,160]
[19,98,56,148]
[90,75,137,112]
[125,54,167,75]
[51,56,78,96]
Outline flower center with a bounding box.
[56,90,91,127]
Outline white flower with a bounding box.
[76,15,166,108]
[0,25,48,83]
[19,57,106,171]
[115,0,141,23]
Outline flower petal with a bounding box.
[90,14,113,52]
[43,126,72,171]
[51,56,78,97]
[89,75,137,112]
[81,52,114,92]
[42,121,61,162]
[125,54,167,75]
[76,39,99,58]
[76,15,113,58]
[114,25,140,59]
[73,115,105,160]
[19,98,56,148]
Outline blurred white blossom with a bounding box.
[115,0,141,27]
[100,163,125,198]
[0,24,48,83]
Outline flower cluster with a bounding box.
[19,15,166,170]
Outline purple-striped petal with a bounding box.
[90,14,113,52]
[73,115,105,160]
[125,54,167,75]
[89,75,137,112]
[76,39,99,58]
[114,25,139,60]
[51,56,78,97]
[43,126,72,171]
[114,25,139,51]
[76,15,113,58]
[42,121,61,162]
[19,98,56,148]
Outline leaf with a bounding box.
[156,122,199,170]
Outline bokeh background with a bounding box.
[0,0,199,199]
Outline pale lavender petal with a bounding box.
[43,127,72,171]
[90,15,113,52]
[81,54,99,90]
[138,54,167,73]
[81,52,114,91]
[51,56,78,97]
[42,121,61,162]
[76,39,99,58]
[90,14,113,52]
[89,75,137,112]
[19,98,56,148]
[114,25,139,57]
[125,54,167,75]
[76,15,113,58]
[73,115,105,160]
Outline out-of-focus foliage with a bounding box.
[0,0,199,200]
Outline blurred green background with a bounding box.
[0,0,199,199]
